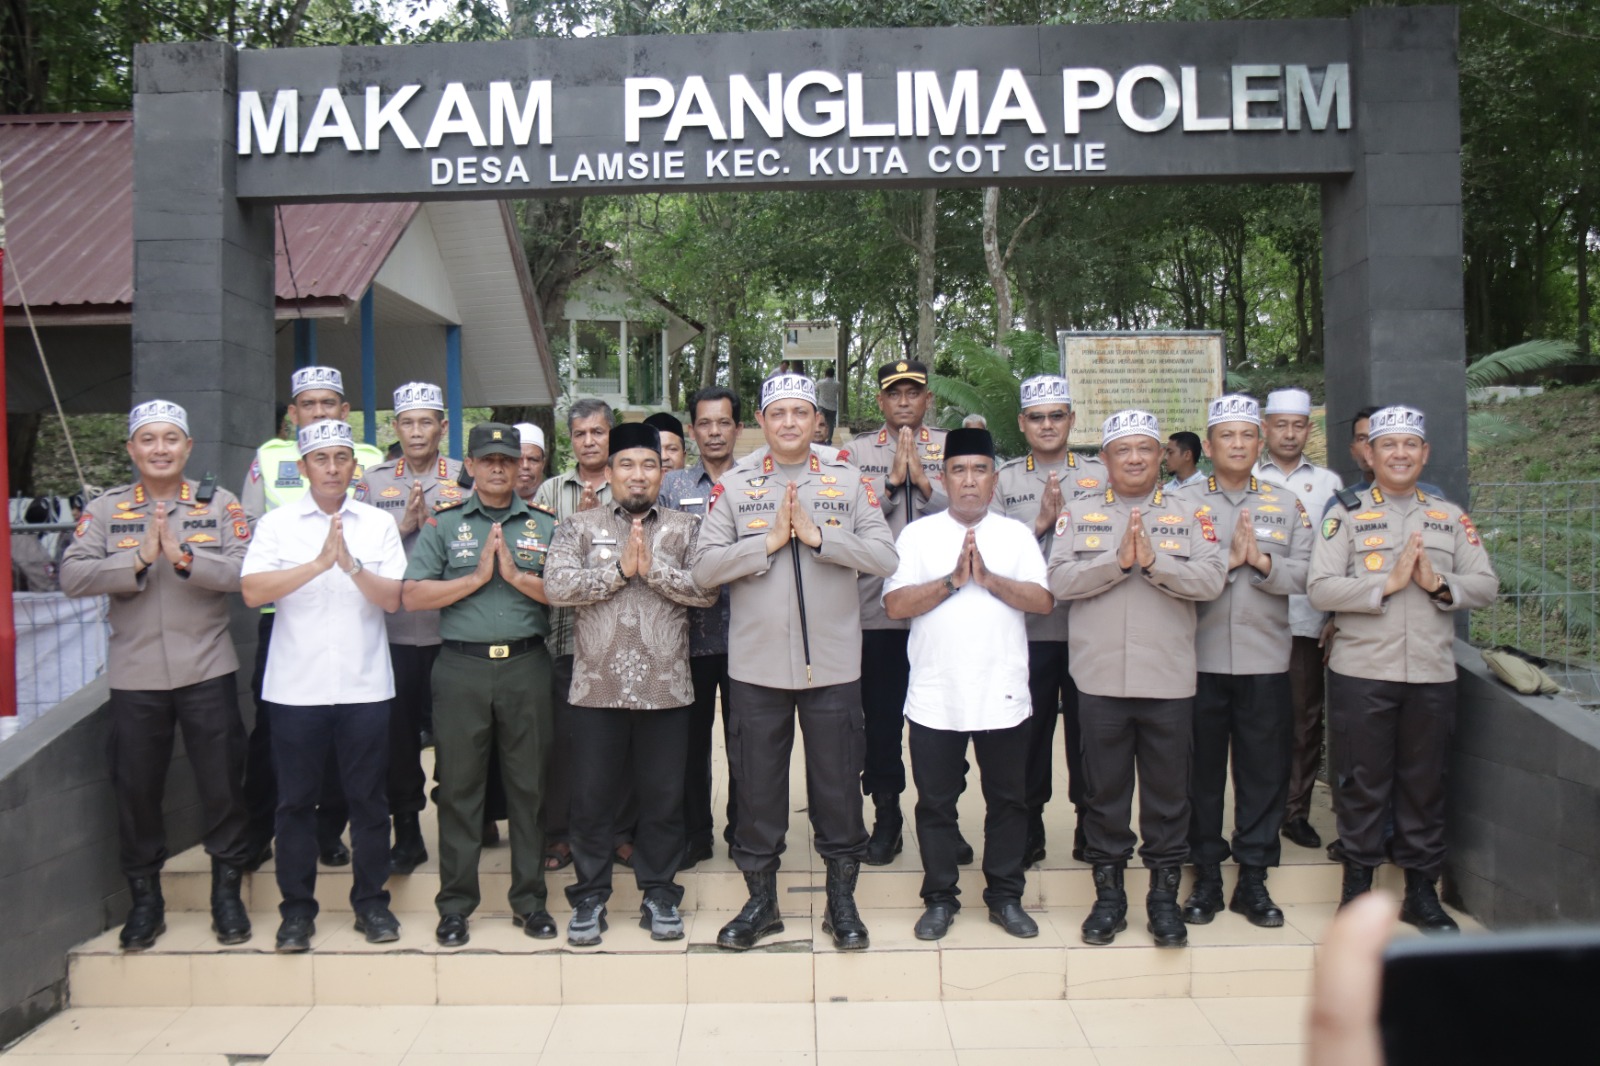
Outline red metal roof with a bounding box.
[1,112,415,316]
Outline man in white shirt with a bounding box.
[242,420,407,953]
[883,428,1054,941]
[1251,388,1344,851]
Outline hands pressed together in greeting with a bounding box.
[764,483,823,555]
[1117,507,1157,572]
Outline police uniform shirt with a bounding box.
[849,423,949,630]
[1046,486,1228,699]
[661,463,731,657]
[240,437,386,524]
[359,454,465,646]
[738,442,846,469]
[1192,476,1313,676]
[405,493,558,643]
[994,450,1108,642]
[1253,457,1343,638]
[60,480,250,691]
[1308,486,1498,684]
[691,450,899,690]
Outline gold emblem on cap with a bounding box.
[492,430,503,440]
[896,362,908,372]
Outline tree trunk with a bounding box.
[1578,97,1593,358]
[915,188,938,364]
[1290,253,1308,366]
[982,186,1011,352]
[698,307,721,390]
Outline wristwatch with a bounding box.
[344,557,364,576]
[942,573,957,594]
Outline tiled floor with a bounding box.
[1,1000,1311,1063]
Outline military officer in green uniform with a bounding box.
[358,382,464,873]
[994,373,1107,867]
[402,422,560,947]
[240,365,385,868]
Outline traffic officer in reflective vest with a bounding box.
[848,359,949,865]
[61,400,254,951]
[359,382,464,874]
[1182,395,1312,930]
[994,373,1107,867]
[1308,405,1498,932]
[1047,409,1227,948]
[402,422,560,947]
[693,371,898,952]
[239,366,385,869]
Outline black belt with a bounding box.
[442,637,543,660]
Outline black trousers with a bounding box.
[1328,672,1455,878]
[1078,693,1193,869]
[567,705,689,907]
[244,612,348,849]
[909,717,1030,910]
[110,675,251,877]
[1188,672,1293,868]
[271,701,392,920]
[540,654,576,843]
[684,653,737,848]
[859,628,911,798]
[727,679,869,873]
[1285,636,1327,822]
[387,643,435,816]
[1026,640,1084,837]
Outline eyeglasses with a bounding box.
[1024,411,1071,425]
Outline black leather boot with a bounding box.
[390,811,428,875]
[210,859,252,945]
[1399,869,1459,933]
[1229,864,1284,928]
[822,858,870,950]
[1146,866,1187,947]
[119,875,166,951]
[1339,862,1374,908]
[717,871,784,950]
[1080,863,1127,945]
[864,794,903,866]
[1182,862,1224,925]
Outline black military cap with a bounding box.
[468,422,521,459]
[877,359,929,389]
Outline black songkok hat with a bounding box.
[643,412,685,439]
[944,428,996,460]
[609,422,662,457]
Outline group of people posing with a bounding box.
[59,358,1496,957]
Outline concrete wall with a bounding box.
[0,681,205,1047]
[1447,641,1600,926]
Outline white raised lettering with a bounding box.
[489,81,552,146]
[914,70,979,136]
[238,89,299,155]
[1232,65,1283,131]
[784,71,845,138]
[847,73,895,137]
[301,88,362,153]
[365,85,421,150]
[625,78,675,143]
[729,73,784,139]
[430,157,452,184]
[665,76,729,142]
[1286,64,1350,131]
[423,83,487,148]
[1180,67,1229,132]
[981,69,1045,135]
[1061,68,1113,135]
[1116,65,1180,134]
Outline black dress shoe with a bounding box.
[914,903,955,941]
[514,910,559,939]
[354,908,401,943]
[1281,818,1321,849]
[275,915,315,953]
[989,900,1039,938]
[954,839,975,865]
[680,838,715,869]
[240,838,274,873]
[319,840,352,867]
[435,913,470,947]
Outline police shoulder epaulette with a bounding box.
[1334,486,1362,511]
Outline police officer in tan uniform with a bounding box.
[1047,409,1227,948]
[359,382,464,873]
[1309,405,1498,932]
[848,359,949,864]
[994,374,1107,867]
[1182,395,1312,930]
[61,400,254,951]
[693,372,898,952]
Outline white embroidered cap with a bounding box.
[1020,374,1072,410]
[1101,409,1161,446]
[290,365,345,398]
[1263,388,1312,416]
[1207,394,1261,428]
[760,372,817,412]
[515,422,545,449]
[393,381,444,414]
[1367,405,1426,441]
[297,419,355,455]
[128,400,189,437]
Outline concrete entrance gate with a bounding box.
[132,5,1465,496]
